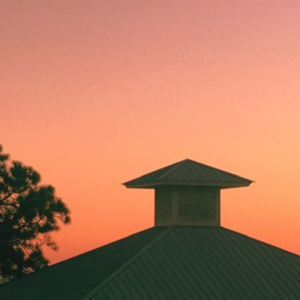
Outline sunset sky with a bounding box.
[1,1,300,264]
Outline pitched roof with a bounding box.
[123,159,253,188]
[85,227,300,300]
[0,227,165,300]
[1,226,300,300]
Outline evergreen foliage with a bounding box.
[0,145,71,280]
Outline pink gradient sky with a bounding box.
[1,1,300,263]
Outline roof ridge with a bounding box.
[81,226,175,300]
[157,159,188,180]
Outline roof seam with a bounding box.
[81,226,175,300]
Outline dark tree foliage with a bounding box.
[0,145,71,280]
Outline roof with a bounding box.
[123,159,253,189]
[0,227,165,300]
[1,226,300,300]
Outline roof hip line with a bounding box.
[81,226,175,300]
[157,159,188,180]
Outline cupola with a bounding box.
[123,159,252,226]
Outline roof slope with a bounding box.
[85,227,300,300]
[123,159,253,188]
[0,227,165,300]
[1,227,300,300]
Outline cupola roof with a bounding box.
[123,159,253,189]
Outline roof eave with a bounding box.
[123,180,253,189]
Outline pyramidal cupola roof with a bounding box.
[123,159,253,189]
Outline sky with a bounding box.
[1,1,300,264]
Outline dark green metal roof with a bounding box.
[85,227,300,300]
[123,159,253,189]
[1,226,300,300]
[0,227,165,300]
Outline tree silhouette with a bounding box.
[0,144,71,280]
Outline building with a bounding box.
[1,159,300,299]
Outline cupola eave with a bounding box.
[123,180,252,189]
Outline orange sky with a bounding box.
[1,1,300,263]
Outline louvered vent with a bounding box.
[154,186,220,226]
[178,187,217,222]
[155,188,172,226]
